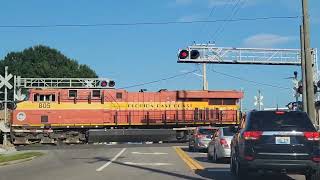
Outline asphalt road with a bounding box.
[0,144,307,180]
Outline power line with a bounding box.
[212,0,246,42]
[0,16,299,28]
[215,0,244,41]
[211,68,291,90]
[208,0,235,40]
[118,69,199,89]
[200,3,219,37]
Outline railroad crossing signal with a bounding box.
[178,49,200,60]
[254,96,263,106]
[254,90,263,110]
[0,74,13,89]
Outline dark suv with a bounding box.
[230,110,320,180]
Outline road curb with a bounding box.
[0,156,36,166]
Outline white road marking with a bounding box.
[124,162,173,166]
[131,152,168,155]
[96,148,126,172]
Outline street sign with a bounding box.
[0,74,13,89]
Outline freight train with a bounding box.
[9,87,243,144]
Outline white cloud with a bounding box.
[243,33,294,48]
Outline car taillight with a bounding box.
[244,155,255,161]
[196,134,205,138]
[304,132,320,141]
[220,139,229,148]
[243,131,263,140]
[312,156,320,163]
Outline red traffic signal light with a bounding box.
[179,50,189,59]
[178,49,200,59]
[100,80,108,87]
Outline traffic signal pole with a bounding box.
[203,63,208,90]
[302,0,316,123]
[300,25,308,113]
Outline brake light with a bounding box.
[243,131,263,140]
[275,111,285,115]
[312,156,320,163]
[304,132,320,141]
[244,155,255,161]
[220,139,229,148]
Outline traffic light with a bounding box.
[178,49,200,59]
[293,71,298,79]
[109,80,115,87]
[317,80,320,88]
[297,85,303,94]
[297,84,318,94]
[100,80,108,87]
[190,50,200,59]
[179,50,189,59]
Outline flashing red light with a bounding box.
[275,111,285,115]
[179,50,189,59]
[243,131,263,140]
[100,81,108,87]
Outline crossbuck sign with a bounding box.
[0,74,13,89]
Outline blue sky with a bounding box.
[0,0,319,110]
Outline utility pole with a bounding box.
[300,25,308,113]
[302,0,316,123]
[240,88,244,112]
[3,67,8,146]
[202,63,208,90]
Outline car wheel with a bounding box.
[306,170,320,180]
[235,158,248,180]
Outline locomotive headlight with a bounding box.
[17,112,26,121]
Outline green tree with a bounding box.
[0,45,98,100]
[0,45,97,78]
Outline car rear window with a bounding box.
[248,111,316,131]
[198,128,215,135]
[222,128,234,136]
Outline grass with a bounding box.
[0,152,44,163]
